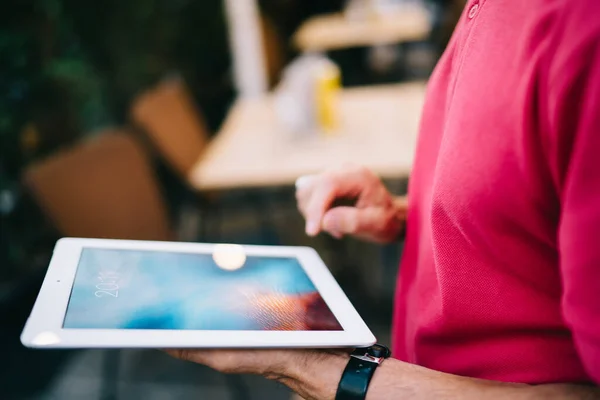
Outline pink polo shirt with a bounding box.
[392,0,600,384]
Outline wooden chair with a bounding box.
[23,130,172,241]
[22,130,173,400]
[129,76,224,240]
[130,75,281,244]
[130,75,210,179]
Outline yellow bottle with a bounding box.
[315,59,341,135]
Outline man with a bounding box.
[168,0,600,398]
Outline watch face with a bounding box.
[367,344,391,358]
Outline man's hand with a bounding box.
[165,349,600,400]
[165,348,300,379]
[165,348,349,399]
[295,164,407,243]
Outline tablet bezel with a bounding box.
[21,238,376,349]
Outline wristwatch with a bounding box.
[335,344,391,400]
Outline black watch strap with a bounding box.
[335,344,391,400]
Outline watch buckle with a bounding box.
[350,353,384,365]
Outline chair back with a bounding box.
[23,130,172,241]
[131,77,210,178]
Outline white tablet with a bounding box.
[21,238,376,349]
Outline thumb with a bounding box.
[321,206,388,239]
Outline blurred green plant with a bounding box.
[0,0,112,176]
[1,0,232,179]
[1,0,233,276]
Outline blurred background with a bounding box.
[0,0,465,398]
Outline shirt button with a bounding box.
[468,2,480,19]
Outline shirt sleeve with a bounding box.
[550,18,600,383]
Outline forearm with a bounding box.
[277,351,600,400]
[366,358,599,400]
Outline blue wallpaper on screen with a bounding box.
[63,248,341,331]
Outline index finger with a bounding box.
[304,168,367,236]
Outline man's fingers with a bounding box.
[165,348,301,376]
[304,182,337,236]
[165,349,240,372]
[321,207,358,236]
[295,175,315,190]
[321,207,388,238]
[295,175,316,216]
[165,349,201,363]
[303,168,371,236]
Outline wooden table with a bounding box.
[293,6,432,52]
[188,81,427,191]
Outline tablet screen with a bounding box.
[63,247,343,331]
